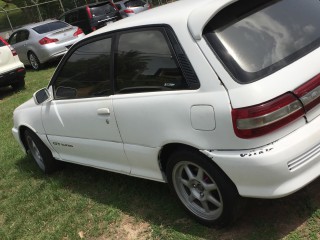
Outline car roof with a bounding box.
[90,0,236,40]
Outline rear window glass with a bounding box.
[91,4,115,16]
[124,0,145,7]
[204,0,320,83]
[33,21,69,34]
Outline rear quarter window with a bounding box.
[204,0,320,83]
[33,21,69,34]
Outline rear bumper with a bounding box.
[0,67,25,87]
[201,115,320,198]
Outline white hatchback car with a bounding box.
[12,0,320,226]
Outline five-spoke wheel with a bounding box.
[167,149,241,226]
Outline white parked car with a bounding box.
[0,37,25,90]
[12,0,320,226]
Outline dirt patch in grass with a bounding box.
[95,214,152,240]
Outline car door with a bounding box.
[42,36,130,174]
[8,30,29,63]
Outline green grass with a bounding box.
[0,66,319,239]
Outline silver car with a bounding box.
[115,0,151,18]
[8,20,85,70]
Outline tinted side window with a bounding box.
[8,33,18,44]
[54,38,112,99]
[116,29,188,93]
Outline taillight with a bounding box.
[86,6,93,19]
[73,28,84,37]
[147,3,151,9]
[124,9,134,14]
[17,68,25,73]
[39,37,58,45]
[9,45,17,56]
[232,93,304,139]
[294,74,320,112]
[0,37,17,56]
[91,26,97,31]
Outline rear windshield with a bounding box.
[124,0,145,7]
[91,3,116,16]
[33,21,69,34]
[204,0,320,83]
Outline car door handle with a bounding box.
[97,108,110,116]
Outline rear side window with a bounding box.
[33,21,69,34]
[124,0,145,7]
[204,0,320,83]
[91,4,115,16]
[115,29,188,94]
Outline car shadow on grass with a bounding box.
[0,86,25,99]
[16,156,320,240]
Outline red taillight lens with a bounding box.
[91,26,97,31]
[9,45,17,56]
[73,27,84,37]
[294,74,320,112]
[147,3,151,9]
[124,9,134,13]
[86,6,93,19]
[232,93,304,139]
[39,37,58,45]
[17,67,25,73]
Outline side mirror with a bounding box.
[33,88,52,105]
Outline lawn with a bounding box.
[0,66,319,239]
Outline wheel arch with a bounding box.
[158,143,239,193]
[18,125,37,152]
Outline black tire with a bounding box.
[28,52,41,70]
[24,129,59,174]
[166,149,242,227]
[11,79,25,90]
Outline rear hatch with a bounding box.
[33,21,81,45]
[203,0,320,139]
[124,0,149,14]
[89,2,120,28]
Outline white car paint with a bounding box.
[12,0,320,201]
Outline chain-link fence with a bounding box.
[0,0,174,39]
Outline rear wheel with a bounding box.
[166,149,242,226]
[24,129,59,173]
[28,52,41,70]
[11,79,25,90]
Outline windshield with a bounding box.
[33,21,69,34]
[124,0,146,7]
[204,0,320,83]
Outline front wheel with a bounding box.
[24,129,59,173]
[166,150,242,226]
